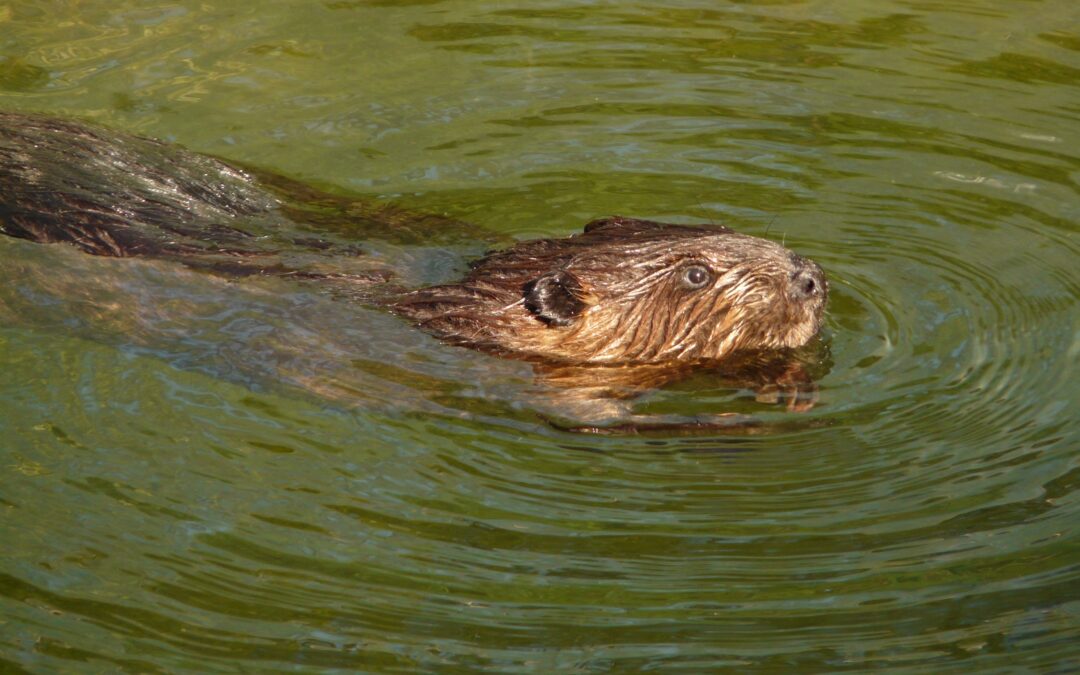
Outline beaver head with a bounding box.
[391,216,827,365]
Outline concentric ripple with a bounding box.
[2,0,1079,672]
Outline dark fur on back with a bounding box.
[0,111,484,285]
[0,112,291,258]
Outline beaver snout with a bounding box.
[789,259,827,301]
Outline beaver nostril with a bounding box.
[792,270,820,299]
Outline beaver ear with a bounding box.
[523,270,591,327]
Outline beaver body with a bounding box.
[0,111,287,258]
[0,111,480,284]
[0,112,827,370]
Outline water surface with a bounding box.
[1,0,1078,671]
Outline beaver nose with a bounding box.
[790,261,825,300]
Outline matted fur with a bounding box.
[391,216,827,364]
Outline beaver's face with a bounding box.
[392,217,828,365]
[553,222,827,362]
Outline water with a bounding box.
[2,0,1078,671]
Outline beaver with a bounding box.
[1,112,828,428]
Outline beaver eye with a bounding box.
[681,265,711,289]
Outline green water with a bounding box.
[2,0,1078,672]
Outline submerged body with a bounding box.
[1,112,828,389]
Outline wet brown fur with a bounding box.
[391,216,827,365]
[0,111,287,258]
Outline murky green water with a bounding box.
[2,0,1078,672]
